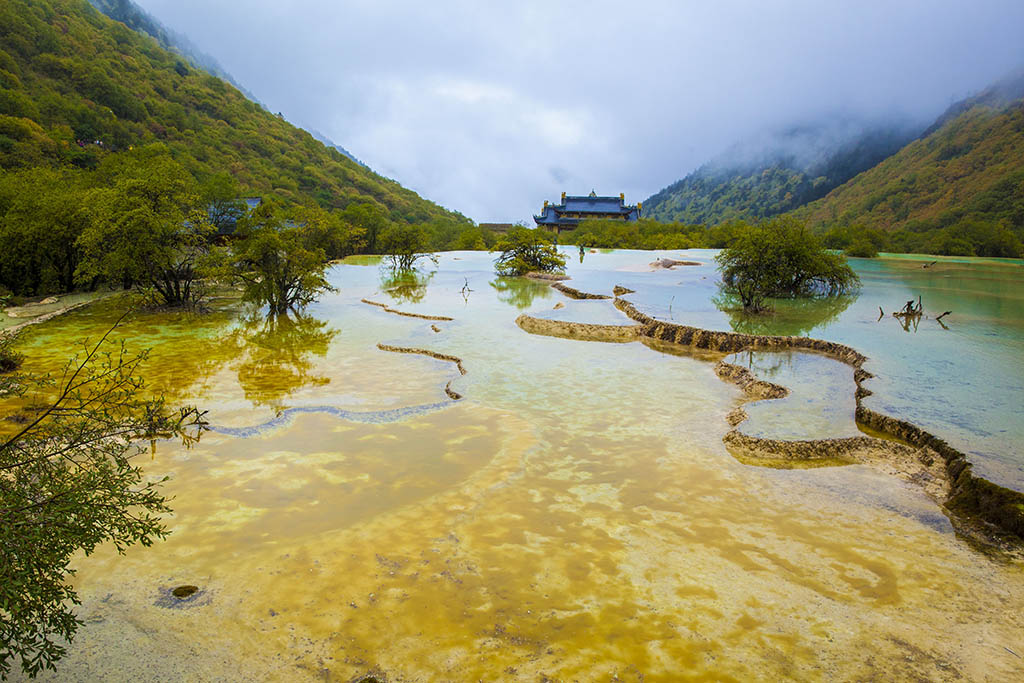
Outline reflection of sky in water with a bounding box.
[534,298,636,326]
[9,249,1024,681]
[724,350,861,441]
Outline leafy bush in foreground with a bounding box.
[0,324,204,678]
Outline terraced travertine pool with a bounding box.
[8,249,1024,681]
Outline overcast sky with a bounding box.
[134,0,1024,223]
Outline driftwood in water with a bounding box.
[894,296,923,318]
[936,311,952,322]
[892,296,924,332]
[923,261,938,269]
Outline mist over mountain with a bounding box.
[124,1,1024,222]
[919,67,1024,138]
[309,129,363,167]
[795,70,1024,254]
[86,0,263,106]
[642,117,924,225]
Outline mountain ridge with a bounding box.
[85,0,264,107]
[642,118,922,225]
[0,0,466,224]
[793,94,1024,256]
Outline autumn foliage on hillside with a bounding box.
[797,103,1024,257]
[0,0,464,224]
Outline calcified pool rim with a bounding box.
[515,281,1024,548]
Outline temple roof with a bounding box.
[533,191,641,228]
[562,195,631,213]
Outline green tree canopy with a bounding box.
[0,167,105,295]
[229,203,335,316]
[715,217,860,312]
[293,205,366,260]
[492,226,566,276]
[76,147,214,307]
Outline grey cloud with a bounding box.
[135,0,1024,222]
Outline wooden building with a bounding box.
[533,191,641,234]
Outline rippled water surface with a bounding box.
[8,250,1024,681]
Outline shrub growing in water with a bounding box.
[492,227,566,276]
[716,217,859,312]
[378,223,434,271]
[228,204,335,316]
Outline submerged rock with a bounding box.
[649,258,701,269]
[515,315,640,343]
[525,271,569,281]
[715,361,789,400]
[551,282,611,300]
[172,585,198,598]
[154,584,210,609]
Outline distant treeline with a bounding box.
[5,170,1019,298]
[557,218,824,252]
[819,217,1023,258]
[557,216,1023,258]
[558,218,728,250]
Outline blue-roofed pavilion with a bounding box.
[534,191,642,234]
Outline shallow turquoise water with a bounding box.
[11,249,1022,491]
[540,248,1024,490]
[10,248,1024,680]
[341,248,1024,491]
[723,349,861,442]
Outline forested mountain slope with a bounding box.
[795,74,1024,256]
[0,0,465,224]
[85,0,260,104]
[643,121,919,224]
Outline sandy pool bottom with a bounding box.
[25,400,1024,682]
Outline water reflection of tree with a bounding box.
[490,277,554,310]
[233,312,338,408]
[730,349,792,380]
[713,290,857,337]
[379,267,435,304]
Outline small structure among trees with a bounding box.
[534,191,642,235]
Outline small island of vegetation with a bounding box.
[715,217,860,312]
